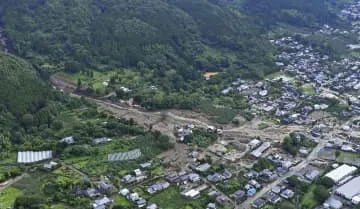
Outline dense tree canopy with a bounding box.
[2,0,279,79]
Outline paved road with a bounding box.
[237,137,327,209]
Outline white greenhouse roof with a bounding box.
[325,164,357,183]
[17,151,53,163]
[108,149,141,162]
[336,176,360,200]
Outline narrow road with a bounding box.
[0,173,28,192]
[237,137,327,209]
[63,164,90,182]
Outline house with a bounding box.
[280,189,295,199]
[207,173,222,183]
[94,205,105,209]
[60,136,74,144]
[146,181,170,194]
[93,137,112,144]
[216,195,229,205]
[195,163,211,172]
[140,161,152,169]
[119,188,130,196]
[122,174,136,184]
[146,204,158,209]
[352,194,360,205]
[134,169,142,177]
[86,188,98,198]
[271,186,281,194]
[299,147,310,155]
[222,170,233,179]
[259,169,277,182]
[93,196,111,209]
[207,190,219,197]
[136,175,147,182]
[98,181,112,192]
[249,179,261,189]
[311,128,321,138]
[323,197,343,209]
[282,161,292,170]
[244,170,259,179]
[221,87,232,95]
[128,192,140,202]
[266,192,281,204]
[182,189,200,199]
[247,187,257,196]
[136,198,147,207]
[252,198,266,208]
[44,161,58,169]
[206,203,217,209]
[249,139,262,149]
[305,169,320,182]
[251,142,271,158]
[188,173,200,182]
[230,190,246,201]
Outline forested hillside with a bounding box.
[242,0,348,29]
[0,53,48,117]
[2,0,348,83]
[2,0,275,80]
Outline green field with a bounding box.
[149,186,209,209]
[335,151,360,166]
[114,196,133,208]
[300,185,318,209]
[198,101,239,124]
[258,122,270,130]
[0,187,23,208]
[300,84,315,96]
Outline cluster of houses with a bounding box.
[251,162,360,209]
[207,169,233,183]
[164,169,232,208]
[341,1,360,21]
[220,31,360,122]
[176,123,195,141]
[322,164,360,209]
[119,187,158,209]
[252,179,296,208]
[221,76,308,121]
[249,139,271,158]
[121,162,152,184]
[317,24,350,36]
[60,136,113,145]
[73,179,115,209]
[274,36,360,116]
[325,137,360,153]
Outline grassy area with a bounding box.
[258,122,269,130]
[114,195,133,208]
[0,187,23,208]
[199,101,239,124]
[50,204,67,209]
[12,171,50,195]
[263,205,276,209]
[300,185,318,209]
[300,84,315,96]
[335,150,360,166]
[56,71,114,90]
[149,186,208,209]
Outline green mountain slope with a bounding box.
[0,53,48,117]
[2,0,277,79]
[2,0,348,82]
[241,0,346,28]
